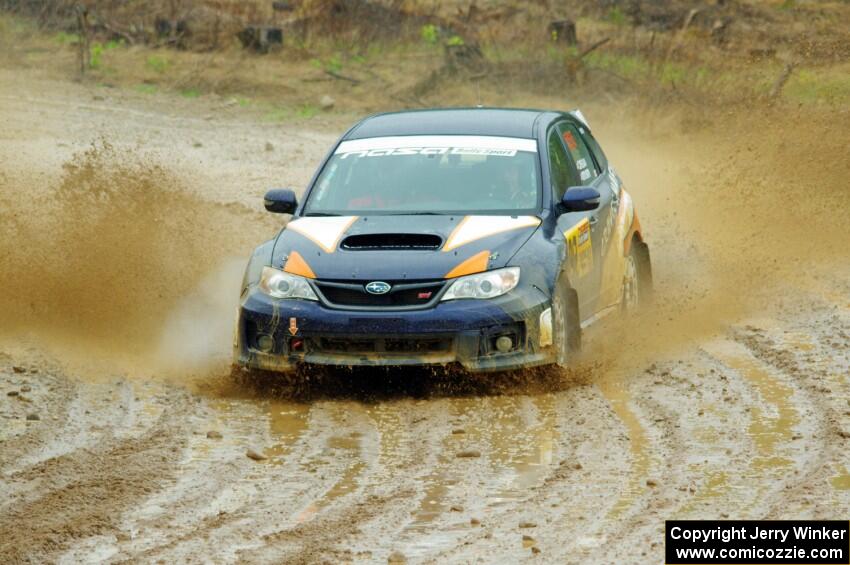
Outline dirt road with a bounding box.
[1,70,848,564]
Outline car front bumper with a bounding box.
[233,284,554,373]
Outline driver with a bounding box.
[499,156,533,206]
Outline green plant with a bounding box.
[135,84,157,94]
[606,7,627,26]
[310,55,343,74]
[180,87,201,98]
[89,42,104,69]
[297,104,318,119]
[54,31,79,45]
[326,54,343,73]
[146,55,169,74]
[89,39,122,70]
[420,24,438,45]
[446,35,465,47]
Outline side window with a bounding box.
[557,123,599,184]
[547,127,577,201]
[578,127,608,171]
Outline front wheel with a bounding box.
[551,283,581,368]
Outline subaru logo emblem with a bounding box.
[365,281,391,295]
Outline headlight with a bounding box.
[258,267,318,300]
[442,267,520,301]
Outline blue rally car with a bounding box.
[234,108,651,373]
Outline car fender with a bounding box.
[241,239,275,295]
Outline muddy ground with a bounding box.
[1,67,849,564]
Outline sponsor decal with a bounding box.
[580,169,592,181]
[564,218,593,277]
[339,147,518,159]
[576,158,587,170]
[336,135,537,155]
[563,131,578,151]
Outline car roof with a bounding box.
[344,108,561,140]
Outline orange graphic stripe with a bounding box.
[445,250,490,279]
[283,251,316,279]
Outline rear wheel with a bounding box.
[551,282,581,368]
[622,241,653,312]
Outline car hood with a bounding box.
[271,214,541,280]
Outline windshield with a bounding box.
[303,135,540,215]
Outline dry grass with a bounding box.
[1,0,849,115]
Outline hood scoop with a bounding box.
[341,233,443,251]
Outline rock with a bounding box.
[319,95,335,110]
[20,385,31,393]
[456,449,480,458]
[7,391,18,397]
[519,521,537,528]
[26,413,40,421]
[470,517,481,525]
[838,430,850,439]
[531,546,541,554]
[246,449,267,461]
[12,366,25,374]
[16,395,31,403]
[193,141,203,148]
[451,428,465,434]
[573,462,582,470]
[265,141,274,152]
[522,535,535,542]
[646,478,659,487]
[387,550,406,563]
[206,430,223,439]
[450,505,463,512]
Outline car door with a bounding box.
[556,121,616,315]
[547,123,595,318]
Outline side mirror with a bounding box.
[560,186,600,212]
[263,188,298,214]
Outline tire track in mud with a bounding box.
[0,375,198,563]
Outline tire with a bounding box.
[622,240,653,312]
[551,282,581,368]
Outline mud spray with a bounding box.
[0,104,847,391]
[0,141,277,378]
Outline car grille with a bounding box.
[314,279,446,308]
[312,336,453,354]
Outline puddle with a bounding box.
[599,373,651,518]
[704,341,799,479]
[189,398,309,465]
[831,467,850,491]
[265,402,310,463]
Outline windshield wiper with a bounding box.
[304,212,342,217]
[396,212,443,216]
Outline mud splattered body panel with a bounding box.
[235,108,647,372]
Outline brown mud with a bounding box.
[1,68,849,563]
